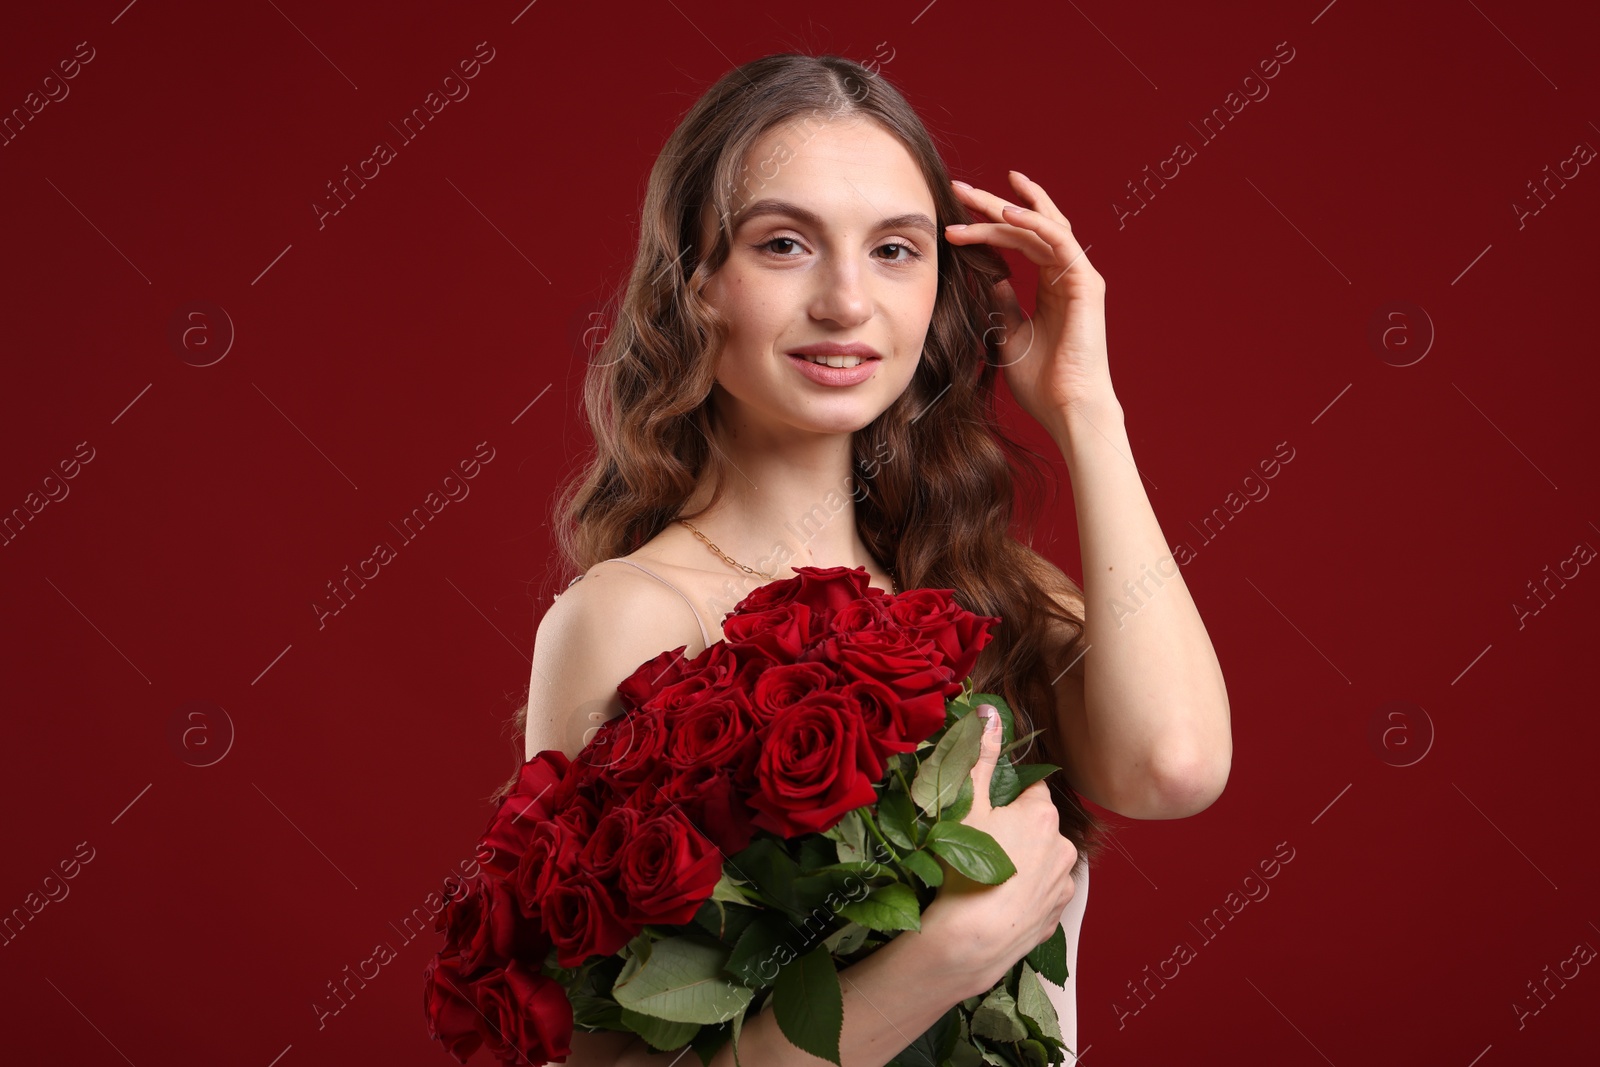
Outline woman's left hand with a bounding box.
[945,172,1117,437]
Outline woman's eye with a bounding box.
[876,242,923,262]
[755,237,923,262]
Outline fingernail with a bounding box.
[1013,171,1029,182]
[978,705,998,732]
[951,179,972,189]
[946,223,967,231]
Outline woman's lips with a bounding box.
[786,353,880,386]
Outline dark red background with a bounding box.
[3,1,1596,1063]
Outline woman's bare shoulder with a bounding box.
[525,558,706,761]
[542,556,706,666]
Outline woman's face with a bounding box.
[698,116,940,439]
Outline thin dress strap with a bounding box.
[593,557,712,648]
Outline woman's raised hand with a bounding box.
[946,172,1117,441]
[923,704,1079,998]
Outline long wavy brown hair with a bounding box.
[494,52,1112,867]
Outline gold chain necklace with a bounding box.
[677,518,899,596]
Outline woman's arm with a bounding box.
[581,909,977,1067]
[1049,393,1233,820]
[942,173,1232,822]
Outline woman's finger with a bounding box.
[953,178,1097,286]
[944,220,1057,265]
[997,203,1097,287]
[1006,170,1068,226]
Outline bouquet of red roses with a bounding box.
[423,565,1072,1067]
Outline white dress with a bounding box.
[1042,858,1089,1059]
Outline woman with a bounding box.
[506,52,1232,1065]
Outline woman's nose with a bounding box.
[809,258,871,327]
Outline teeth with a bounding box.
[800,353,865,368]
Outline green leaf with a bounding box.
[924,822,1016,885]
[830,809,869,863]
[822,920,871,956]
[876,790,918,850]
[970,984,1029,1043]
[810,859,887,877]
[729,838,803,912]
[619,1007,700,1052]
[612,935,755,1024]
[899,848,943,887]
[615,936,649,988]
[1024,923,1069,986]
[939,774,975,823]
[1015,961,1063,1045]
[1001,727,1044,759]
[567,991,623,1030]
[911,705,986,817]
[797,834,838,870]
[690,1020,731,1067]
[710,871,751,906]
[772,944,844,1066]
[989,751,1021,808]
[727,913,803,989]
[836,882,921,933]
[998,762,1061,808]
[692,872,755,942]
[694,893,760,945]
[792,867,860,917]
[947,1034,987,1067]
[895,1005,958,1067]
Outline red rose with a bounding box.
[750,662,839,727]
[438,874,548,975]
[656,762,757,855]
[729,647,780,683]
[721,600,816,662]
[554,748,609,808]
[541,868,635,967]
[578,806,642,880]
[617,806,726,925]
[792,565,885,612]
[512,819,581,921]
[748,692,881,837]
[822,626,960,700]
[729,573,804,614]
[624,639,742,723]
[829,594,894,635]
[592,706,668,793]
[479,751,571,876]
[843,676,947,771]
[732,565,881,617]
[664,689,759,774]
[887,588,1000,681]
[554,791,604,840]
[423,952,483,1064]
[650,642,745,723]
[617,643,699,711]
[470,958,574,1066]
[619,762,676,818]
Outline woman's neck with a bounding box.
[676,434,875,579]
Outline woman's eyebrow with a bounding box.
[735,198,937,239]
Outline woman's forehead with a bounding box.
[723,123,931,223]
